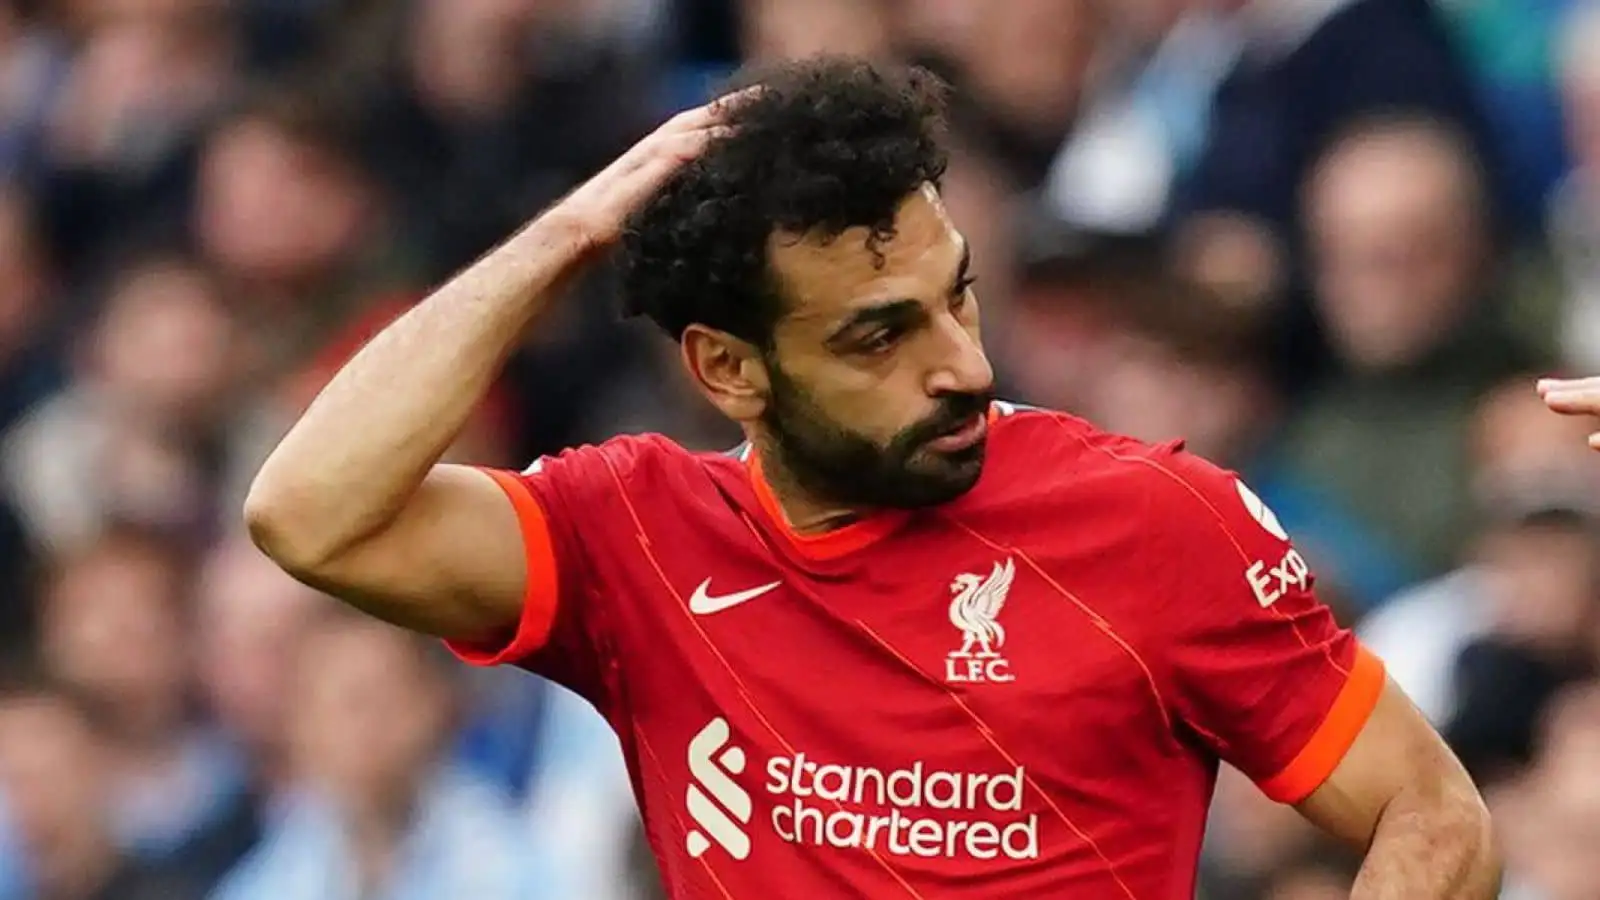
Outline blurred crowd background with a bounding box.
[1,0,1599,898]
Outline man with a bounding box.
[1272,115,1534,602]
[211,611,543,900]
[246,58,1497,897]
[0,676,205,900]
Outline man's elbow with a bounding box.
[242,476,342,579]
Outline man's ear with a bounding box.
[682,324,769,422]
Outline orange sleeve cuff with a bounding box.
[1258,645,1386,804]
[444,468,562,667]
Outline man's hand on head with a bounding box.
[547,88,754,256]
[1538,377,1600,451]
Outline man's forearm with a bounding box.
[1351,785,1500,899]
[245,215,589,567]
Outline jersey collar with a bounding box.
[738,405,1004,559]
[744,451,910,560]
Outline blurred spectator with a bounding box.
[35,527,256,888]
[1172,0,1500,230]
[0,185,60,435]
[1167,0,1501,387]
[0,1,69,178]
[739,0,892,64]
[514,681,648,900]
[1043,0,1239,237]
[1443,494,1599,783]
[1080,264,1278,467]
[212,611,549,900]
[899,0,1105,184]
[1437,0,1572,230]
[0,498,31,661]
[33,2,231,273]
[192,534,325,795]
[42,7,228,170]
[1,252,240,553]
[0,186,57,648]
[1051,0,1504,252]
[190,536,643,897]
[999,238,1145,420]
[1361,372,1600,725]
[1198,764,1345,899]
[1545,2,1600,370]
[561,323,740,451]
[349,0,661,281]
[1494,682,1600,899]
[230,0,342,77]
[1271,116,1538,598]
[194,88,417,375]
[0,673,206,900]
[329,0,671,468]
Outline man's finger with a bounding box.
[657,87,762,135]
[658,103,720,134]
[658,93,748,133]
[708,85,764,115]
[610,128,729,202]
[622,125,728,175]
[599,118,727,186]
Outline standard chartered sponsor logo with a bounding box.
[766,754,1038,861]
[686,718,753,860]
[686,719,1039,862]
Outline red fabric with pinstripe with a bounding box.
[448,402,1384,899]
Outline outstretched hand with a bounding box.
[1538,377,1600,451]
[548,90,752,255]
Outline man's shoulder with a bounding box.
[513,431,745,515]
[986,401,1199,487]
[520,431,716,477]
[981,402,1251,535]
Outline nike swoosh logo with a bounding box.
[688,578,782,615]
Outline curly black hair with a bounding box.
[618,56,951,347]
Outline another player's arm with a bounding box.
[1295,682,1499,899]
[243,101,734,640]
[1538,376,1600,450]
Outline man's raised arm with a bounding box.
[243,100,733,641]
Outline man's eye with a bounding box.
[951,277,978,310]
[858,327,901,354]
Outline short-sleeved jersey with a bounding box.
[447,403,1384,898]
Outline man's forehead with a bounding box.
[769,184,962,321]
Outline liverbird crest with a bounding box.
[947,559,1015,659]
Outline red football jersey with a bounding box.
[447,403,1385,898]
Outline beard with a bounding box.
[760,361,993,510]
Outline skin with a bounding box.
[1539,377,1600,450]
[0,697,120,900]
[682,183,994,526]
[1304,124,1485,372]
[1299,682,1499,898]
[245,91,1496,897]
